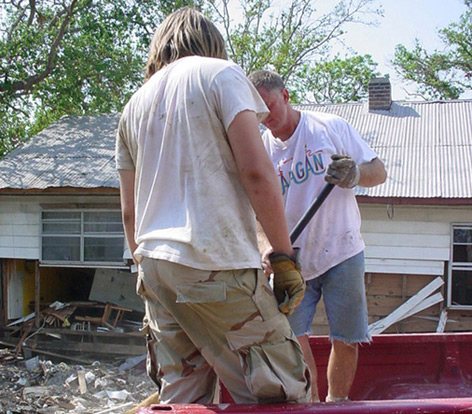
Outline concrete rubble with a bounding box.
[0,348,157,414]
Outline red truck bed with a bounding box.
[312,332,472,401]
[138,332,472,413]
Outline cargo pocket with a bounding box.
[233,269,280,321]
[225,313,309,402]
[175,281,226,303]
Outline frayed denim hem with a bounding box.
[329,333,372,345]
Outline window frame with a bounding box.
[447,223,472,309]
[40,208,127,268]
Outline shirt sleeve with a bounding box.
[115,112,136,170]
[210,64,269,131]
[328,116,378,165]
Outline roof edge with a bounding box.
[357,196,472,206]
[0,187,119,196]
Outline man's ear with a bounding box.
[282,88,290,103]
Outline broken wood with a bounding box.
[77,369,87,394]
[436,309,448,333]
[368,276,444,335]
[397,292,443,322]
[0,339,93,364]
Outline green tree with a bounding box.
[392,2,472,100]
[0,0,201,158]
[1,0,382,158]
[208,0,382,102]
[293,54,380,104]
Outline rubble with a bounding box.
[0,348,157,414]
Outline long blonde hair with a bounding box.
[145,7,228,80]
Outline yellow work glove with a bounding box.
[325,154,360,188]
[269,249,305,316]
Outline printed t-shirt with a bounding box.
[262,111,378,280]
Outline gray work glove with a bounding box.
[269,249,305,316]
[325,154,360,188]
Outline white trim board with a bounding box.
[365,258,444,275]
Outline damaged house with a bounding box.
[0,113,144,360]
[0,78,471,360]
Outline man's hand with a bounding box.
[269,249,305,315]
[325,154,360,188]
[261,247,274,276]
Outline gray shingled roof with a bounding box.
[0,100,471,201]
[0,113,120,191]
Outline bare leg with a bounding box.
[326,340,358,400]
[297,335,320,402]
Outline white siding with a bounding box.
[360,204,472,275]
[0,195,120,259]
[1,196,471,277]
[0,199,41,259]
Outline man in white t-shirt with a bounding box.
[115,9,310,405]
[249,70,387,403]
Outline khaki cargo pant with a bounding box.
[137,257,311,404]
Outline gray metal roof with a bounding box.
[296,100,472,200]
[0,100,471,201]
[0,113,120,191]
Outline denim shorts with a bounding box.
[287,251,370,343]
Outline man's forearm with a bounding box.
[358,157,387,187]
[118,169,138,265]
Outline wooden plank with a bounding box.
[368,277,444,335]
[365,273,404,296]
[367,295,405,308]
[35,261,40,329]
[382,319,440,334]
[365,273,438,297]
[26,338,145,356]
[0,339,93,364]
[397,292,443,321]
[404,275,441,296]
[40,328,144,338]
[436,309,448,333]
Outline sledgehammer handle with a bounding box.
[289,183,335,244]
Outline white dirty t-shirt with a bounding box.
[116,56,269,270]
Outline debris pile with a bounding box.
[0,349,157,414]
[3,301,144,363]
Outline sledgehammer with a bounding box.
[289,183,335,244]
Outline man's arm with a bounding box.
[227,110,292,257]
[228,109,304,315]
[118,169,138,265]
[358,157,387,188]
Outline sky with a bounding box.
[334,0,469,100]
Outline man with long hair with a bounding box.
[116,7,310,404]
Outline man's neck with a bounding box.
[274,109,301,141]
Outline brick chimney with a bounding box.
[368,77,392,110]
